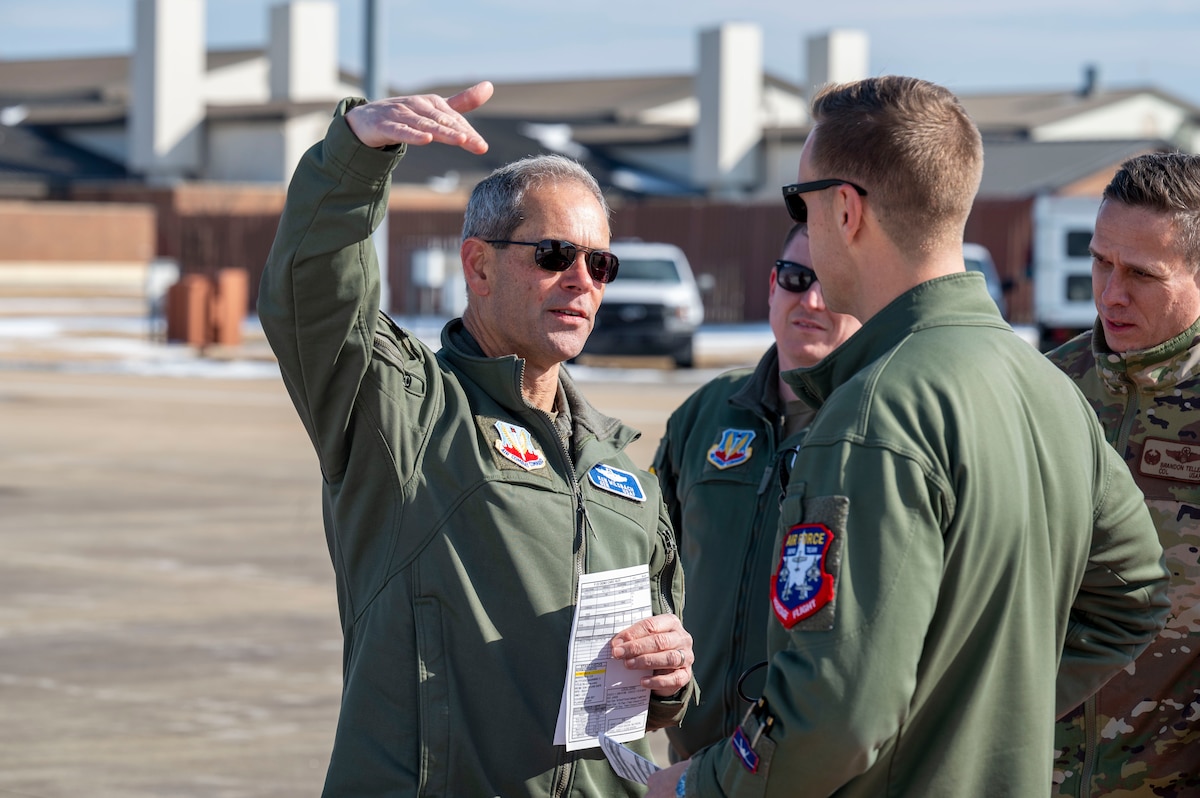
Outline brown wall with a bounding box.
[0,200,156,262]
[5,184,1039,325]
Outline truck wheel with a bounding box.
[673,339,695,369]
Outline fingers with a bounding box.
[446,80,495,114]
[344,85,491,153]
[609,614,694,696]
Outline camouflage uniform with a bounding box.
[1049,318,1200,797]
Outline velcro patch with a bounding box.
[730,727,759,773]
[707,428,756,470]
[771,523,836,629]
[1140,437,1200,484]
[492,420,547,471]
[587,463,646,502]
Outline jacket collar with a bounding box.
[730,344,782,419]
[437,318,636,450]
[782,272,1006,410]
[1090,314,1200,393]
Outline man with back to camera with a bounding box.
[646,75,1170,798]
[1048,152,1200,796]
[257,81,696,797]
[650,222,861,761]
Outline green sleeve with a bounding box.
[1056,441,1170,716]
[256,98,406,480]
[689,441,944,796]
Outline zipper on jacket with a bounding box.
[533,402,586,798]
[1079,693,1099,796]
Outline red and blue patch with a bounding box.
[730,727,759,773]
[771,523,836,629]
[493,421,547,470]
[706,428,755,470]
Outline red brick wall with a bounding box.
[0,200,156,262]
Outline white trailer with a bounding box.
[1032,195,1103,349]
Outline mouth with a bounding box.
[792,317,825,332]
[552,307,590,322]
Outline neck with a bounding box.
[850,243,966,322]
[522,366,561,413]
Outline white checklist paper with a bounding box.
[599,732,663,784]
[553,564,653,751]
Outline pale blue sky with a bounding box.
[2,0,1199,105]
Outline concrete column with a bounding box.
[269,1,339,102]
[691,23,763,196]
[128,0,205,181]
[806,30,869,101]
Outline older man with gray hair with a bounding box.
[258,82,694,797]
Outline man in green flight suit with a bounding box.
[651,223,860,760]
[258,81,695,797]
[647,75,1170,798]
[1049,152,1200,797]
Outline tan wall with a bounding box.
[0,200,157,262]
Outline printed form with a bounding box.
[554,564,653,751]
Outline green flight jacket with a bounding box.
[258,99,690,798]
[1049,318,1200,797]
[652,347,810,760]
[683,273,1170,798]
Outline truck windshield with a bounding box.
[617,259,682,282]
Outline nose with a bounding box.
[561,251,599,292]
[1096,267,1127,308]
[803,280,829,310]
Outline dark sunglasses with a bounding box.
[781,179,868,223]
[484,239,620,284]
[775,260,818,293]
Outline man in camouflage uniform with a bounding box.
[1049,152,1200,796]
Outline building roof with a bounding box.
[978,138,1170,197]
[0,122,129,197]
[961,86,1200,138]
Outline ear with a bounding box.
[834,184,866,245]
[768,268,779,301]
[461,237,493,297]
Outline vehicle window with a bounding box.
[616,258,682,282]
[1065,230,1093,258]
[1066,275,1093,302]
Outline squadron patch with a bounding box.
[587,463,647,502]
[493,421,547,471]
[730,727,760,773]
[707,429,756,469]
[771,523,836,629]
[1141,437,1200,484]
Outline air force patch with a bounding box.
[771,523,836,629]
[707,428,755,469]
[730,727,759,773]
[587,463,647,502]
[493,421,547,470]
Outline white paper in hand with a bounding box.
[599,732,662,785]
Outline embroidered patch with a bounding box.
[707,429,756,469]
[1141,437,1200,484]
[730,727,759,773]
[771,523,836,629]
[587,463,647,502]
[493,421,547,471]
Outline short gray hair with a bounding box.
[461,154,610,242]
[1104,152,1200,267]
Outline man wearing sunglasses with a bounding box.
[648,76,1168,798]
[651,223,860,762]
[259,82,694,797]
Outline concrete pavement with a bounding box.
[0,364,710,797]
